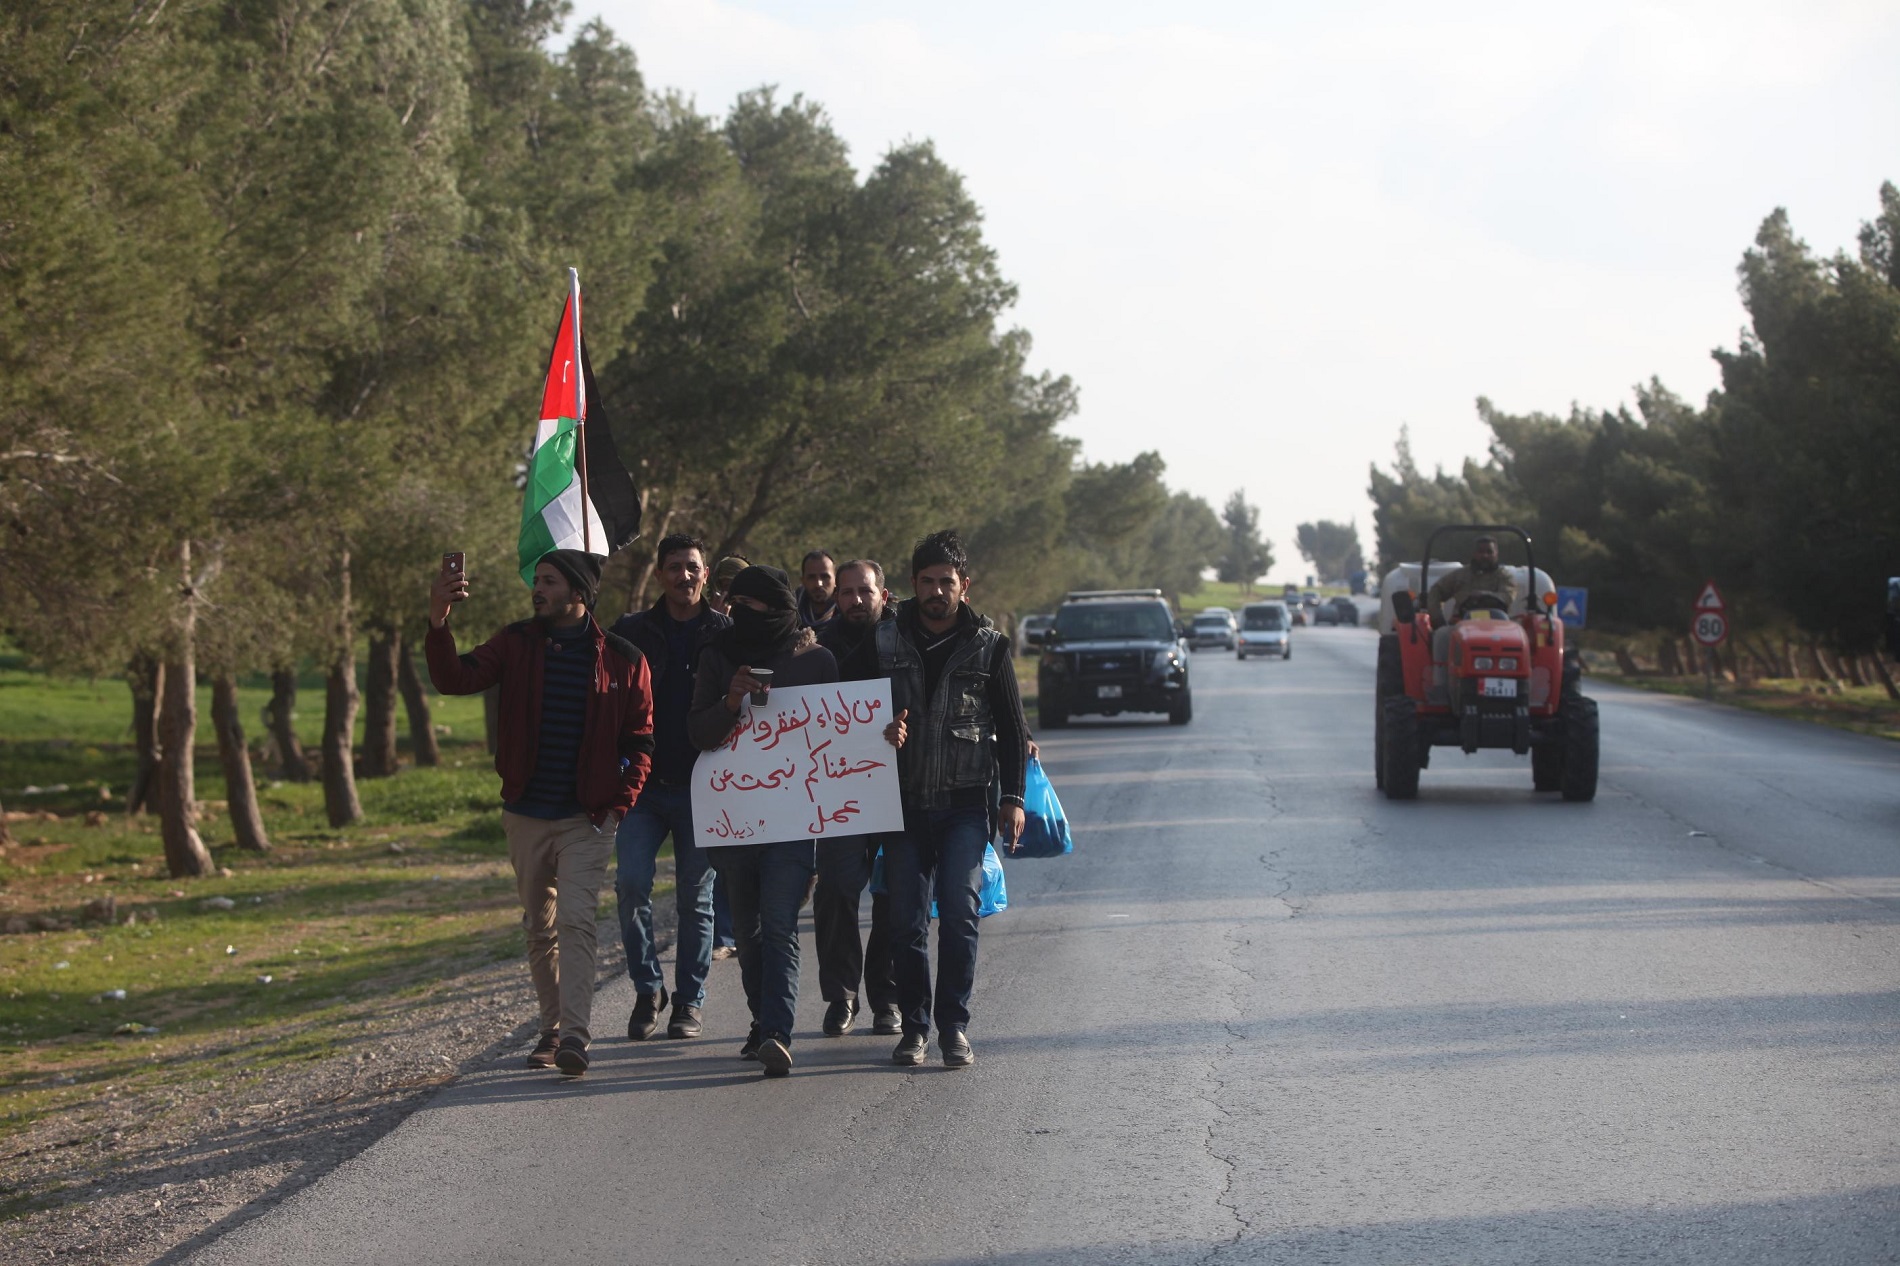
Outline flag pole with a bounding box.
[569,267,591,554]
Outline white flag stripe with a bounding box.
[539,471,609,556]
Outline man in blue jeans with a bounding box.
[609,533,729,1040]
[857,531,1029,1069]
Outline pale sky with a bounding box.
[570,0,1900,581]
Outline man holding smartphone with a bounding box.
[426,549,655,1076]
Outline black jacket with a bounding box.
[844,600,1028,812]
[611,598,731,784]
[819,607,895,679]
[609,598,730,693]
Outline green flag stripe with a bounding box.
[517,418,578,584]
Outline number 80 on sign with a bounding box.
[1692,611,1727,646]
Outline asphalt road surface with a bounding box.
[192,624,1900,1265]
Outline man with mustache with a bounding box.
[425,550,655,1077]
[851,531,1028,1069]
[1427,534,1519,620]
[797,549,840,632]
[811,559,902,1037]
[608,533,730,1041]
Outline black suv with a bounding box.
[1037,590,1192,727]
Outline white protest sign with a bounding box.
[691,679,904,847]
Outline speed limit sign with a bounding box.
[1692,611,1728,646]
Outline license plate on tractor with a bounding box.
[1479,677,1516,698]
[1097,685,1123,699]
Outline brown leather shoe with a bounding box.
[525,1031,560,1069]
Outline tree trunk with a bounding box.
[158,543,215,878]
[360,624,400,778]
[1782,639,1802,679]
[396,644,439,767]
[627,501,673,613]
[1657,638,1683,677]
[1808,640,1840,688]
[210,673,271,852]
[264,669,310,781]
[483,684,500,755]
[1869,654,1900,702]
[1842,653,1868,689]
[0,790,13,847]
[126,655,164,814]
[1613,643,1642,676]
[322,548,364,828]
[1745,636,1780,678]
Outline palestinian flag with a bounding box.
[516,274,642,584]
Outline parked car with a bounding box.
[1188,611,1237,651]
[1237,602,1292,660]
[1038,589,1192,727]
[1020,613,1055,655]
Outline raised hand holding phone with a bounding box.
[429,551,470,627]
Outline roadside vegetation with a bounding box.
[1367,183,1900,696]
[0,652,648,1156]
[1574,641,1900,742]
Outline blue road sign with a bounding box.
[1556,586,1588,629]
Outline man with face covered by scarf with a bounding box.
[1426,534,1519,620]
[687,566,838,1077]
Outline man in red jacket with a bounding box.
[426,549,655,1077]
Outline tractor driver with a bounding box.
[1426,535,1518,621]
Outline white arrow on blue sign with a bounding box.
[1555,586,1588,629]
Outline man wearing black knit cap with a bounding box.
[688,565,838,1076]
[426,549,655,1077]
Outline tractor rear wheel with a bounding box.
[1531,743,1564,792]
[1374,695,1386,789]
[1376,634,1404,697]
[1375,635,1405,792]
[1381,696,1421,799]
[1558,696,1599,802]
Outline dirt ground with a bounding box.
[0,903,670,1265]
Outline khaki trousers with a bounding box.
[502,811,613,1044]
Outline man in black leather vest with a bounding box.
[863,531,1029,1069]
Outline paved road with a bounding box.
[192,625,1900,1265]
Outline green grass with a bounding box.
[0,655,671,1149]
[1175,580,1348,616]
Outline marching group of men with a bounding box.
[424,530,1031,1079]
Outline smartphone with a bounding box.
[442,551,466,576]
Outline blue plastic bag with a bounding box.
[978,842,1008,916]
[1013,757,1073,858]
[869,843,1008,919]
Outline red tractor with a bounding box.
[1375,525,1598,801]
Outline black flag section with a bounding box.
[579,339,642,556]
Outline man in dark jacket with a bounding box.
[426,549,654,1077]
[812,559,901,1037]
[797,549,839,631]
[688,566,838,1077]
[856,531,1028,1069]
[607,533,730,1041]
